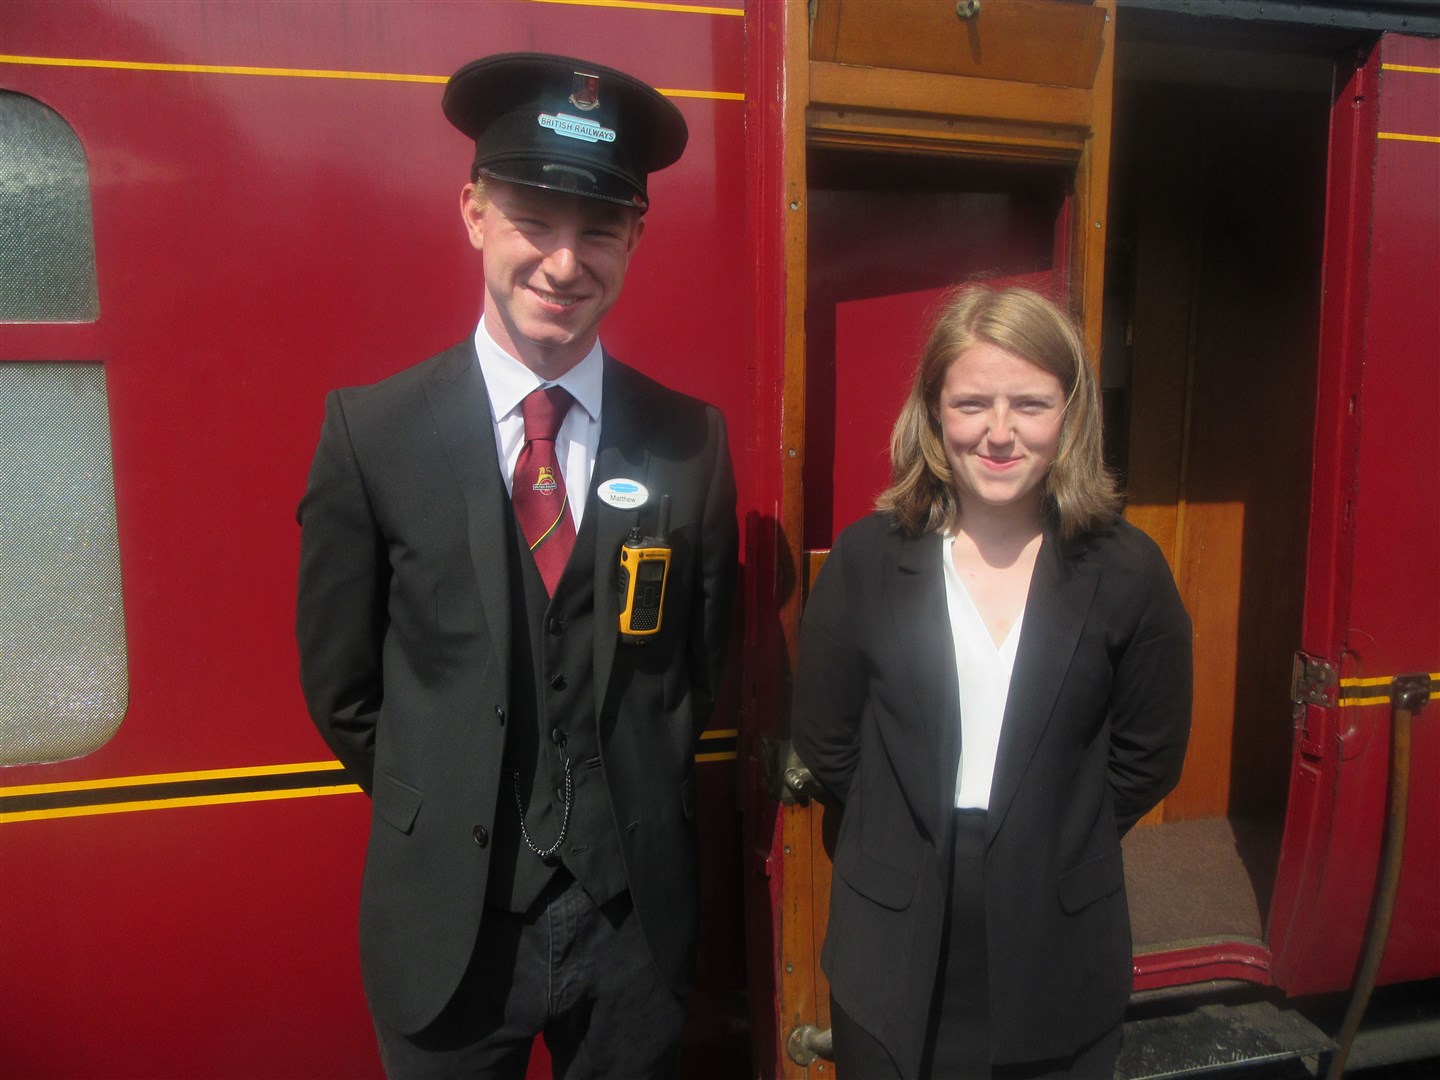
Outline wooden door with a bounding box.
[745,3,1118,1074]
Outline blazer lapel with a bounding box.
[591,357,650,718]
[889,531,962,835]
[423,341,512,682]
[986,533,1100,845]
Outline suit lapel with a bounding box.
[888,531,961,833]
[591,357,650,717]
[423,341,512,682]
[985,533,1100,845]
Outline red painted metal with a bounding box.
[1267,41,1383,993]
[1133,943,1276,993]
[1269,34,1440,998]
[1317,33,1440,990]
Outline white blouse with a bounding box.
[941,534,1025,810]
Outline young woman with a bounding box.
[794,286,1192,1079]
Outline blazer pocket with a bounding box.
[373,771,423,835]
[1058,848,1124,914]
[834,840,917,911]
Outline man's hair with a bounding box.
[876,284,1121,539]
[468,176,489,211]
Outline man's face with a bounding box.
[462,178,644,378]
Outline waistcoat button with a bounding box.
[550,673,567,691]
[472,825,489,847]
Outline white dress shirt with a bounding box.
[473,317,602,533]
[942,533,1026,810]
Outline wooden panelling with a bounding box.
[1122,87,1325,824]
[809,60,1095,131]
[811,0,1106,89]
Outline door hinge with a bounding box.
[1291,652,1338,708]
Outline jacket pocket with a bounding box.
[373,771,423,834]
[1058,848,1124,914]
[834,840,917,911]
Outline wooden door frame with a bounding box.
[758,2,1118,1075]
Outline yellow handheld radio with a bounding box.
[618,494,671,643]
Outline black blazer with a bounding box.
[793,512,1191,1073]
[296,340,737,1035]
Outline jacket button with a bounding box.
[551,728,567,746]
[472,826,489,847]
[550,673,567,691]
[546,617,566,635]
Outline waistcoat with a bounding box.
[485,503,628,913]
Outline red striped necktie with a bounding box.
[512,386,577,595]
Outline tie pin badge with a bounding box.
[533,466,559,495]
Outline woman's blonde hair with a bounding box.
[876,284,1121,538]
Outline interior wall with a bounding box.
[1114,82,1329,824]
[804,150,1065,549]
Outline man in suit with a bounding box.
[296,53,737,1078]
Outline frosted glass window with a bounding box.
[0,91,99,322]
[0,364,127,764]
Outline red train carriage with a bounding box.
[1,2,1436,1077]
[0,4,748,1076]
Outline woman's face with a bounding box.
[939,342,1065,515]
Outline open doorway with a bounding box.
[1105,11,1342,953]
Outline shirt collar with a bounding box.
[472,317,604,424]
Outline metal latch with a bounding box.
[787,1024,834,1066]
[1291,652,1338,708]
[763,736,821,805]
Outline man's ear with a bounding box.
[626,214,645,259]
[460,184,486,251]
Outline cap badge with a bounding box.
[538,111,617,145]
[569,72,601,112]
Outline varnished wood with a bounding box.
[808,108,1086,164]
[804,1,1114,361]
[809,59,1095,131]
[805,550,828,601]
[1122,86,1324,825]
[778,3,817,1075]
[1075,0,1115,366]
[811,0,1106,90]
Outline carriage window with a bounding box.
[0,93,124,765]
[0,364,127,765]
[0,90,99,322]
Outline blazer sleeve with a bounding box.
[685,404,739,736]
[1107,536,1193,833]
[792,530,866,805]
[295,390,388,795]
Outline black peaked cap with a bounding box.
[443,52,688,212]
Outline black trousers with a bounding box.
[831,810,1122,1080]
[372,870,686,1079]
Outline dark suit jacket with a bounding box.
[296,340,737,1035]
[793,512,1191,1073]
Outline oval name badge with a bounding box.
[598,478,649,510]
